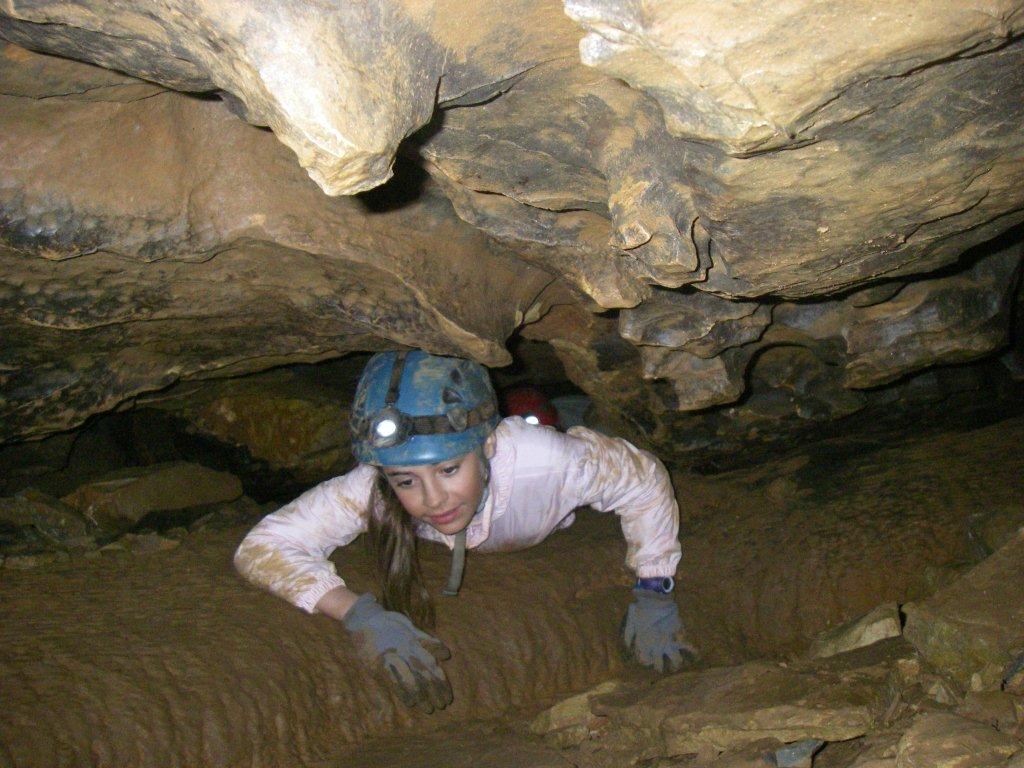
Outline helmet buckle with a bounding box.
[446,406,468,432]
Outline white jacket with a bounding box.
[234,417,681,613]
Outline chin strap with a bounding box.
[441,528,468,597]
[441,456,489,597]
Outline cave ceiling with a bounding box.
[1,0,1023,454]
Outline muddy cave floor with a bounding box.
[2,413,1023,767]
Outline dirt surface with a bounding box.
[2,416,1022,767]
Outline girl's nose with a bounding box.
[421,477,447,510]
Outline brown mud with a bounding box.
[2,416,1022,767]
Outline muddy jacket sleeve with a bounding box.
[565,427,682,578]
[233,464,377,613]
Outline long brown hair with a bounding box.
[368,475,436,629]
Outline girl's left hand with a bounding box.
[621,589,698,673]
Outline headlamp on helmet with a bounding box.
[368,406,408,448]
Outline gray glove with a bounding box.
[342,594,453,712]
[621,588,697,673]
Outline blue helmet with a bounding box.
[350,350,500,466]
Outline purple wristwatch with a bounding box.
[635,576,675,594]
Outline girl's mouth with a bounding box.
[430,506,461,526]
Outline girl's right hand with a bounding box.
[341,593,453,712]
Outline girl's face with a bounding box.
[383,443,491,535]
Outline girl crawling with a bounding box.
[235,350,693,712]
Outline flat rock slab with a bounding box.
[61,461,242,529]
[903,530,1024,691]
[593,639,910,759]
[895,712,1020,768]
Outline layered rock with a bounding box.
[1,1,1023,452]
[0,42,555,442]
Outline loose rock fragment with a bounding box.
[809,603,903,660]
[921,674,962,707]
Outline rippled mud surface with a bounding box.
[2,416,1022,767]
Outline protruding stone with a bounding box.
[530,680,619,747]
[968,505,1024,557]
[903,531,1024,692]
[846,732,902,768]
[100,532,180,555]
[0,42,539,443]
[620,289,770,356]
[809,603,903,660]
[187,497,271,533]
[141,369,354,486]
[640,347,750,411]
[567,1,1023,151]
[842,245,1021,389]
[894,712,1020,768]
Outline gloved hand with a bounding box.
[342,594,453,712]
[621,588,698,673]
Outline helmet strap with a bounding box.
[384,350,409,407]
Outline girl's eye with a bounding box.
[442,464,459,476]
[393,478,413,489]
